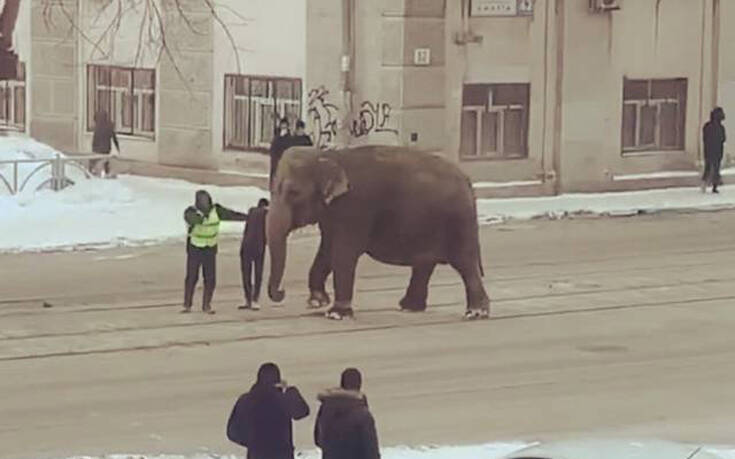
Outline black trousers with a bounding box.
[184,245,217,309]
[703,153,723,188]
[241,249,265,304]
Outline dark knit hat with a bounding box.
[257,362,281,385]
[340,367,362,391]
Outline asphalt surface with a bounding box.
[2,210,735,459]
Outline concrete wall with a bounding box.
[558,0,714,191]
[305,0,446,151]
[5,0,31,134]
[29,0,79,152]
[212,0,306,164]
[79,0,162,163]
[307,0,732,193]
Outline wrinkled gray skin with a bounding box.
[266,145,490,318]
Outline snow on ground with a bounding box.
[4,134,735,253]
[476,186,735,224]
[0,174,268,252]
[0,134,87,196]
[50,443,735,459]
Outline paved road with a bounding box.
[2,210,735,459]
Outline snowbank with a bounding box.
[0,175,268,253]
[4,134,735,253]
[49,443,735,459]
[0,134,87,196]
[476,186,735,224]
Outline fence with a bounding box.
[0,153,109,195]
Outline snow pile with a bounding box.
[0,175,268,252]
[0,134,87,195]
[61,443,531,459]
[476,186,735,224]
[49,443,735,459]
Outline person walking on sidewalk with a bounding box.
[702,107,727,194]
[314,368,381,459]
[239,198,269,311]
[90,110,120,178]
[226,362,310,459]
[182,190,247,314]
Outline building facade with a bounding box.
[5,0,305,171]
[306,0,735,194]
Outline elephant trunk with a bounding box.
[266,201,291,303]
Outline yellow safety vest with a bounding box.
[190,207,221,248]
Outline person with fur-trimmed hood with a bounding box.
[314,368,381,459]
[226,362,310,459]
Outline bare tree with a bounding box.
[0,0,245,85]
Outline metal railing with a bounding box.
[0,153,109,195]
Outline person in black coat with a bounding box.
[227,362,310,459]
[314,368,380,459]
[90,110,120,178]
[239,198,269,310]
[290,120,314,148]
[702,107,727,194]
[270,118,292,188]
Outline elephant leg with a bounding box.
[451,258,490,320]
[399,264,436,312]
[326,230,366,320]
[308,234,332,309]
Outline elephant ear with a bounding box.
[315,156,349,205]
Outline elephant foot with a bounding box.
[325,304,354,320]
[307,290,331,309]
[463,307,490,321]
[399,296,427,312]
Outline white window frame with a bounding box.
[0,62,25,131]
[461,102,526,159]
[623,97,681,152]
[223,74,303,152]
[87,65,156,139]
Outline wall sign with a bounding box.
[471,0,534,17]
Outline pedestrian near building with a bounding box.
[90,110,120,178]
[239,198,269,311]
[702,107,727,194]
[290,120,314,148]
[182,190,247,314]
[314,368,380,459]
[270,117,292,188]
[226,362,310,459]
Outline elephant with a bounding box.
[266,145,490,321]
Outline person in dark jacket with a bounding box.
[290,120,314,148]
[270,118,292,188]
[314,368,380,459]
[90,110,120,178]
[182,190,247,314]
[239,198,269,310]
[227,362,310,459]
[702,107,727,194]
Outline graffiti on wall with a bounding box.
[306,85,400,148]
[307,86,340,149]
[349,101,399,138]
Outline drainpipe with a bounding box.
[339,0,355,147]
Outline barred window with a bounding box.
[621,78,687,153]
[460,83,529,160]
[0,61,26,131]
[87,65,156,138]
[224,75,302,151]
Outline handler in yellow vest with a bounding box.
[182,190,247,314]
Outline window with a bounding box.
[0,61,26,131]
[87,65,156,138]
[621,78,687,153]
[224,75,302,151]
[460,83,529,159]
